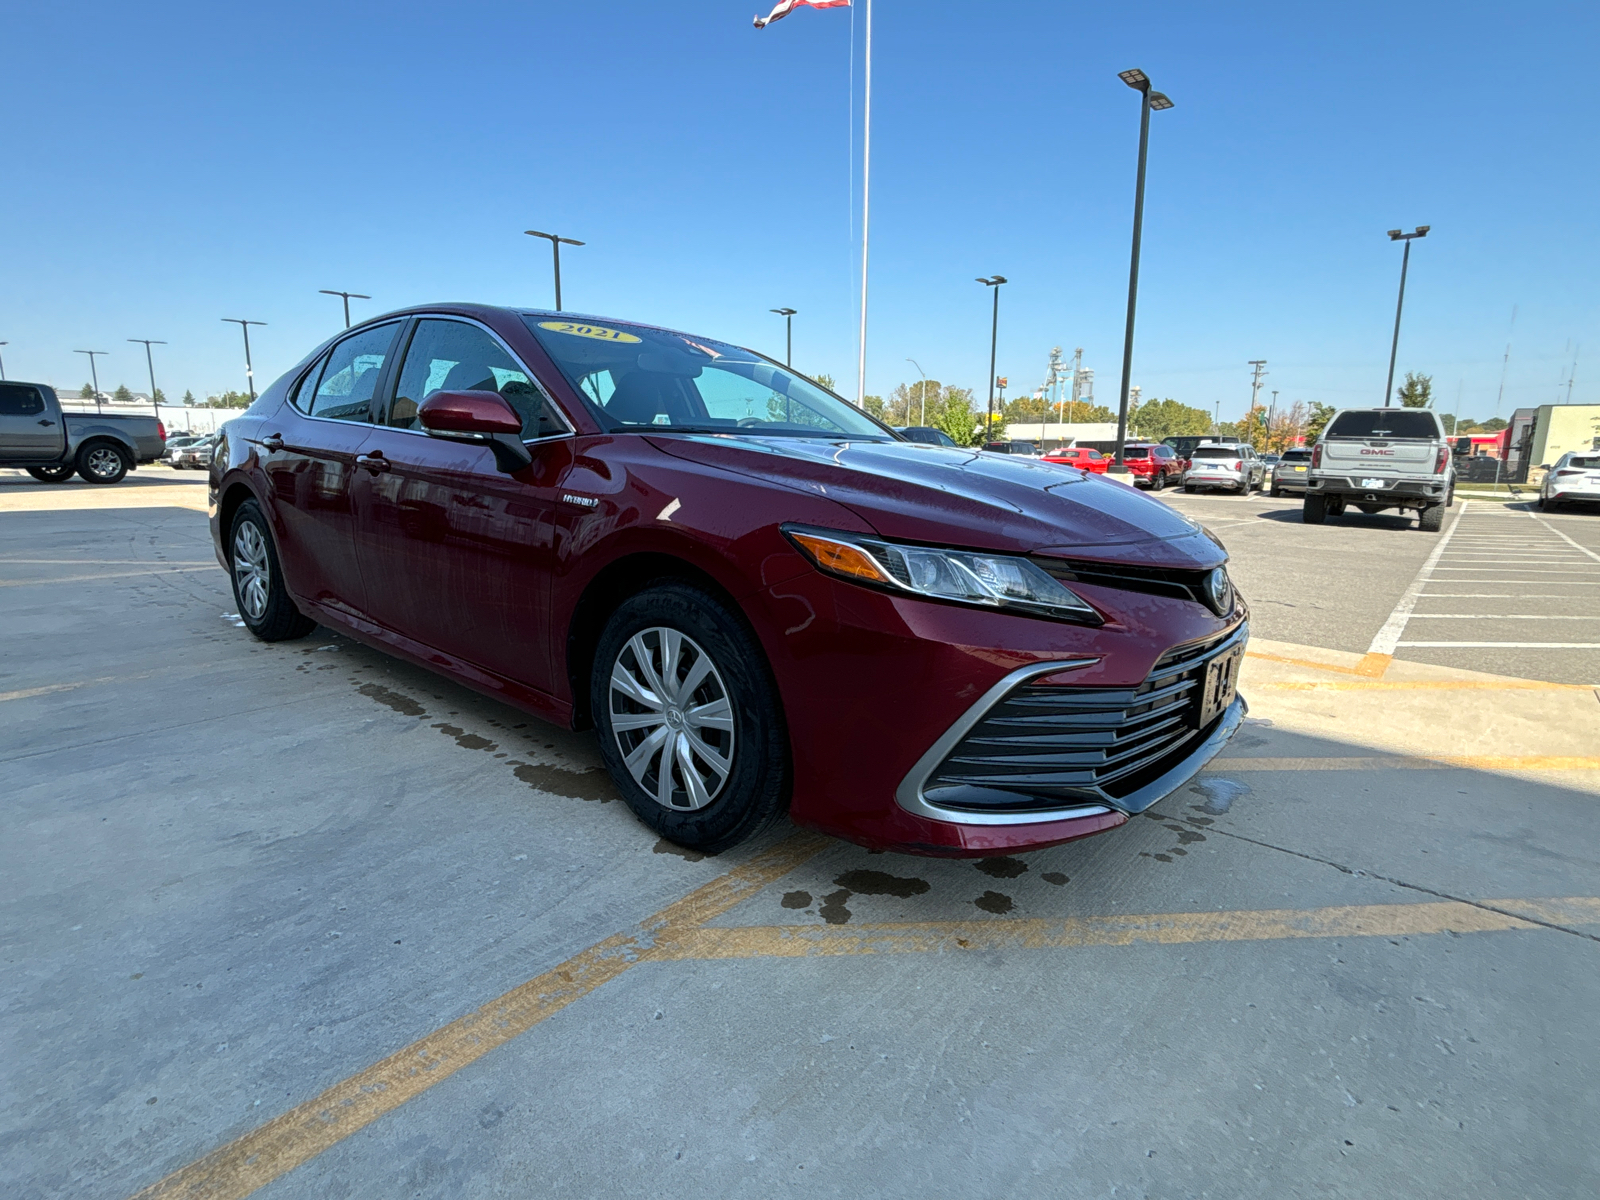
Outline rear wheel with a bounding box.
[1149,470,1164,492]
[230,500,316,642]
[1269,481,1282,497]
[592,582,790,854]
[76,441,129,485]
[1303,494,1327,524]
[27,464,76,483]
[1418,503,1445,532]
[1183,484,1195,494]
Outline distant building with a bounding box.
[1506,405,1600,481]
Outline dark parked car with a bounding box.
[896,425,957,447]
[211,305,1247,856]
[983,440,1040,456]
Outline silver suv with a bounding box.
[1183,442,1267,494]
[1304,408,1453,531]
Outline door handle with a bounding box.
[355,451,391,474]
[38,419,55,426]
[260,432,284,452]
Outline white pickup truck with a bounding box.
[1303,407,1454,531]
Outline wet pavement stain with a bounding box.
[1041,872,1069,886]
[1188,777,1252,815]
[513,763,617,803]
[652,838,705,862]
[974,890,1014,914]
[433,723,499,752]
[975,856,1028,880]
[781,891,812,909]
[832,869,931,898]
[818,888,854,924]
[356,682,426,717]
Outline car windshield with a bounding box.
[1326,411,1438,439]
[1192,446,1240,459]
[523,316,891,440]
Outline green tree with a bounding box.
[1003,394,1050,423]
[861,394,886,421]
[182,389,196,406]
[1438,413,1457,435]
[1130,398,1212,441]
[812,373,838,394]
[153,387,167,404]
[1304,402,1338,443]
[202,391,252,409]
[1479,417,1507,433]
[79,383,95,398]
[928,386,980,446]
[113,384,134,403]
[1396,371,1433,408]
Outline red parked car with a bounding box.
[1040,446,1110,474]
[1120,443,1184,491]
[211,305,1246,856]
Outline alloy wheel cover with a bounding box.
[232,522,271,621]
[86,447,121,478]
[609,627,736,811]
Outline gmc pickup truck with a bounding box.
[1303,407,1454,531]
[0,381,166,484]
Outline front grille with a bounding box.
[1035,557,1217,608]
[921,625,1245,813]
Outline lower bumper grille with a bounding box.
[921,624,1247,815]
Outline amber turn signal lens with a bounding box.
[789,532,892,583]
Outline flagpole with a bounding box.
[855,0,871,407]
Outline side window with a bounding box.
[305,323,399,422]
[289,356,328,414]
[391,319,565,439]
[0,384,46,416]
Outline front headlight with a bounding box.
[783,525,1101,625]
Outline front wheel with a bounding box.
[230,500,316,642]
[592,582,790,854]
[27,465,76,483]
[76,442,129,485]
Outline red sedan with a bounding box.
[210,305,1246,856]
[1040,446,1110,473]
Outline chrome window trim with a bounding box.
[287,320,406,425]
[381,313,577,443]
[893,657,1113,827]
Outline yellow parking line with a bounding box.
[658,897,1600,961]
[1214,755,1600,771]
[1245,649,1391,678]
[0,566,220,587]
[1256,679,1589,692]
[129,832,829,1200]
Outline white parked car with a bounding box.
[1182,442,1267,494]
[1539,451,1600,509]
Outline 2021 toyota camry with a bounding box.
[210,304,1247,855]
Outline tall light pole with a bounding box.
[525,230,584,311]
[0,342,8,380]
[1383,225,1430,406]
[128,339,166,414]
[221,319,266,401]
[1112,68,1174,473]
[977,276,1006,442]
[1246,360,1267,448]
[319,290,370,329]
[75,350,108,412]
[907,357,929,425]
[770,308,797,367]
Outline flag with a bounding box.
[753,0,849,30]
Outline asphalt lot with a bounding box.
[4,468,1599,1200]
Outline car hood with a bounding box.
[647,434,1225,568]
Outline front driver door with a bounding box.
[0,384,64,462]
[351,317,573,694]
[259,321,401,623]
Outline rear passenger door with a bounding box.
[352,317,574,695]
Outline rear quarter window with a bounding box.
[1571,456,1600,469]
[1327,411,1439,439]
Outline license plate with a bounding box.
[1291,466,1306,472]
[1360,478,1387,488]
[1195,647,1242,728]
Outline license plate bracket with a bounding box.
[1194,647,1242,728]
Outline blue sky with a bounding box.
[3,1,1597,422]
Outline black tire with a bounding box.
[76,441,129,485]
[1269,482,1282,498]
[1418,503,1445,533]
[228,500,316,642]
[1303,494,1327,524]
[1446,483,1456,508]
[1149,470,1164,493]
[27,465,76,483]
[591,582,790,855]
[1183,484,1195,494]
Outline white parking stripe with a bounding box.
[1398,642,1600,649]
[1367,502,1468,656]
[1406,614,1600,620]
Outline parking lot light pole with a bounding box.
[127,339,167,415]
[0,342,8,380]
[1383,226,1430,406]
[74,350,108,411]
[770,308,797,366]
[221,319,266,401]
[977,276,1006,442]
[907,358,929,425]
[1112,68,1173,474]
[524,230,584,311]
[319,290,370,329]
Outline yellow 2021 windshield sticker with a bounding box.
[537,321,642,344]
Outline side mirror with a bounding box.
[418,390,533,472]
[1538,464,1550,471]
